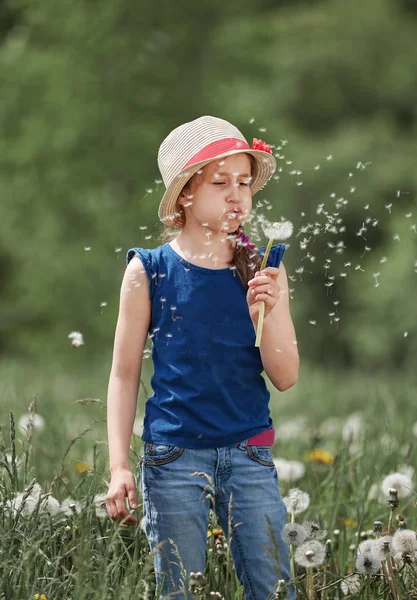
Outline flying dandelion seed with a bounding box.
[68,331,84,347]
[84,246,91,252]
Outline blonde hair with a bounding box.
[157,155,262,289]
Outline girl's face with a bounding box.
[178,153,253,234]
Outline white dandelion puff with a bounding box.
[371,536,394,559]
[282,523,308,547]
[261,220,294,241]
[357,539,376,555]
[294,540,326,568]
[381,472,413,499]
[341,574,361,596]
[283,488,310,514]
[61,498,83,516]
[342,413,363,442]
[274,458,305,482]
[392,529,417,555]
[355,552,381,575]
[93,493,108,519]
[275,417,307,440]
[18,413,45,433]
[302,521,327,541]
[68,331,84,347]
[4,493,38,517]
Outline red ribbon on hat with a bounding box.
[251,138,273,154]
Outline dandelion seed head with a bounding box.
[274,458,305,481]
[302,521,327,541]
[283,488,310,514]
[18,413,45,433]
[61,497,82,516]
[341,574,361,596]
[282,523,309,547]
[381,472,413,499]
[68,331,84,347]
[294,540,326,568]
[355,551,381,575]
[392,529,417,555]
[261,219,294,240]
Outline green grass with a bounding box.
[1,357,416,599]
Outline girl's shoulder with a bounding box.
[257,243,286,269]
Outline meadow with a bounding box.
[1,357,416,600]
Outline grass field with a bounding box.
[1,357,416,599]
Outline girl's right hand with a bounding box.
[106,468,139,526]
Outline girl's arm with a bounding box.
[106,256,151,522]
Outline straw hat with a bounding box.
[157,115,277,228]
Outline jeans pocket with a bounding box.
[143,442,184,466]
[247,445,275,466]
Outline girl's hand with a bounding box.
[106,468,139,526]
[247,267,281,324]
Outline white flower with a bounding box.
[341,574,361,595]
[319,417,342,437]
[274,458,305,482]
[61,498,83,516]
[392,529,417,555]
[381,473,413,499]
[283,488,310,514]
[294,540,326,568]
[261,219,294,241]
[282,523,308,547]
[68,331,84,347]
[18,413,45,433]
[94,493,108,519]
[355,552,381,575]
[275,417,307,440]
[342,413,363,442]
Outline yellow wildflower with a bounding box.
[73,461,91,473]
[207,526,223,539]
[305,449,334,464]
[340,518,358,528]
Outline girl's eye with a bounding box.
[240,182,250,186]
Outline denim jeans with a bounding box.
[139,439,296,600]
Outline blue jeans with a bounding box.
[140,439,296,600]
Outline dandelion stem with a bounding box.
[255,238,273,347]
[307,566,315,600]
[388,508,394,535]
[382,554,399,600]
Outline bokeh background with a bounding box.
[1,0,417,477]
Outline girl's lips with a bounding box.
[227,209,242,218]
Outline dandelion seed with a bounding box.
[385,203,392,213]
[326,155,333,161]
[282,523,308,547]
[294,540,326,568]
[381,472,413,499]
[350,187,356,193]
[380,256,388,264]
[309,320,317,326]
[139,225,148,230]
[67,329,85,348]
[283,488,310,514]
[84,246,91,252]
[93,493,107,519]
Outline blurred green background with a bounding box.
[1,0,417,450]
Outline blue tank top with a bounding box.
[126,241,286,448]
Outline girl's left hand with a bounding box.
[246,267,281,324]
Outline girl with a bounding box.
[106,116,299,600]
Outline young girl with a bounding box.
[106,116,299,600]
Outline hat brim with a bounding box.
[157,149,277,228]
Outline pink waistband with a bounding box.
[236,427,275,446]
